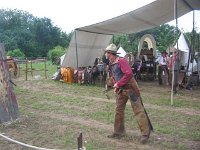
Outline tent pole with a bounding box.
[198,34,200,79]
[75,30,79,69]
[171,0,178,106]
[192,10,195,73]
[186,10,195,75]
[186,40,192,75]
[198,33,200,52]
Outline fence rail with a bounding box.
[15,57,48,80]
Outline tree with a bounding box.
[7,48,25,58]
[185,30,200,52]
[0,9,72,57]
[153,24,178,51]
[113,34,138,53]
[48,46,66,65]
[112,24,177,53]
[130,24,177,51]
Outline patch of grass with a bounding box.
[89,109,114,124]
[7,77,200,150]
[148,108,200,140]
[156,141,188,150]
[17,82,200,142]
[142,94,200,109]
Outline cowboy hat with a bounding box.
[105,43,120,54]
[161,50,168,54]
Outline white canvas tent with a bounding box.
[63,31,112,68]
[173,33,198,73]
[173,33,198,74]
[174,33,189,67]
[62,0,200,68]
[117,47,127,57]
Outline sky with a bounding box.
[0,0,200,33]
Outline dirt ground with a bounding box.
[0,78,200,150]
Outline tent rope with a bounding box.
[0,133,60,150]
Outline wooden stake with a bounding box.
[77,133,83,150]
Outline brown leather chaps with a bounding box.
[114,77,153,136]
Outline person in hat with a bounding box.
[105,43,153,144]
[155,50,170,85]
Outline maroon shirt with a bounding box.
[111,57,133,87]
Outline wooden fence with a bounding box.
[16,58,48,80]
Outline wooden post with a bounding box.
[18,63,20,77]
[77,133,83,150]
[44,58,47,79]
[171,53,175,106]
[25,58,28,81]
[0,44,20,123]
[31,59,33,78]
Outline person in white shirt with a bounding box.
[155,50,169,85]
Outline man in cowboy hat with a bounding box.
[155,50,170,85]
[105,43,153,144]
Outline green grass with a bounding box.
[4,66,199,150]
[149,109,200,140]
[16,83,200,142]
[142,93,200,109]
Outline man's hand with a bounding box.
[113,83,121,94]
[113,83,119,89]
[114,88,119,94]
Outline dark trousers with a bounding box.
[158,65,169,85]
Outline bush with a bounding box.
[48,46,66,65]
[7,49,25,58]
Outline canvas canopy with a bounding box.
[63,30,112,68]
[62,0,200,68]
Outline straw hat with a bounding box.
[105,43,120,54]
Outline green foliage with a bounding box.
[1,8,199,59]
[7,48,25,58]
[48,46,66,65]
[113,24,182,53]
[0,9,72,57]
[185,30,200,52]
[153,24,179,51]
[112,34,138,53]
